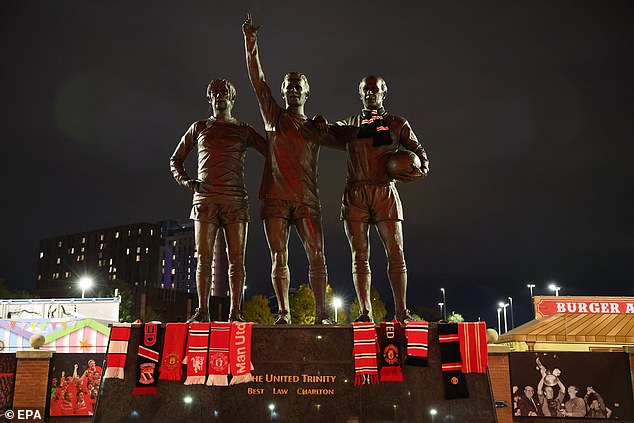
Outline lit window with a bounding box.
[126,248,130,255]
[145,247,149,254]
[37,274,41,280]
[39,252,44,258]
[171,269,176,275]
[150,229,154,236]
[172,240,177,247]
[136,247,141,254]
[138,228,142,235]
[69,247,74,254]
[100,243,104,250]
[115,231,120,239]
[64,271,70,277]
[76,256,81,262]
[136,255,141,262]
[100,234,104,241]
[109,258,113,265]
[56,257,61,264]
[172,254,176,261]
[57,241,62,248]
[162,259,165,266]
[81,237,86,244]
[128,229,132,236]
[81,246,85,253]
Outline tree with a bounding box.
[448,312,464,323]
[144,305,165,323]
[243,295,275,324]
[0,278,39,299]
[289,283,315,324]
[96,280,134,323]
[348,287,387,323]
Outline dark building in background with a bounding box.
[158,219,228,298]
[36,222,161,296]
[35,220,229,321]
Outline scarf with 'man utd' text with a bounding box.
[132,322,162,395]
[229,322,253,384]
[378,321,405,382]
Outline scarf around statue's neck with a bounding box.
[359,107,391,147]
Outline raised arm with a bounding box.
[242,14,279,127]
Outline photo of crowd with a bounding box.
[49,353,104,417]
[0,354,17,415]
[509,352,633,419]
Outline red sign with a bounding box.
[534,296,634,318]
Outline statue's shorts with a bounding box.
[260,199,321,222]
[341,182,403,223]
[190,198,249,225]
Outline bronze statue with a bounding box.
[242,14,332,324]
[170,78,266,322]
[326,75,429,322]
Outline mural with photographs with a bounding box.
[509,352,633,419]
[49,353,104,417]
[0,354,17,415]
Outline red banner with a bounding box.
[534,296,634,318]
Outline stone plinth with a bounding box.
[94,324,496,423]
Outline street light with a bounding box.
[508,296,515,329]
[440,288,447,320]
[268,404,275,422]
[548,284,561,296]
[497,308,502,335]
[332,297,342,323]
[78,277,93,299]
[438,302,444,319]
[526,283,535,298]
[498,302,509,334]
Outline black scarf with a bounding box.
[358,108,391,147]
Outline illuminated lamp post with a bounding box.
[78,277,93,299]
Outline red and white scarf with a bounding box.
[405,321,429,366]
[104,323,131,380]
[229,322,253,385]
[352,322,379,385]
[159,323,188,381]
[458,322,488,373]
[184,322,210,385]
[206,321,231,386]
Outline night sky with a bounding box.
[1,1,633,326]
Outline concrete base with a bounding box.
[94,324,497,423]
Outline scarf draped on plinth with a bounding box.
[353,322,379,385]
[104,323,132,380]
[132,322,162,395]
